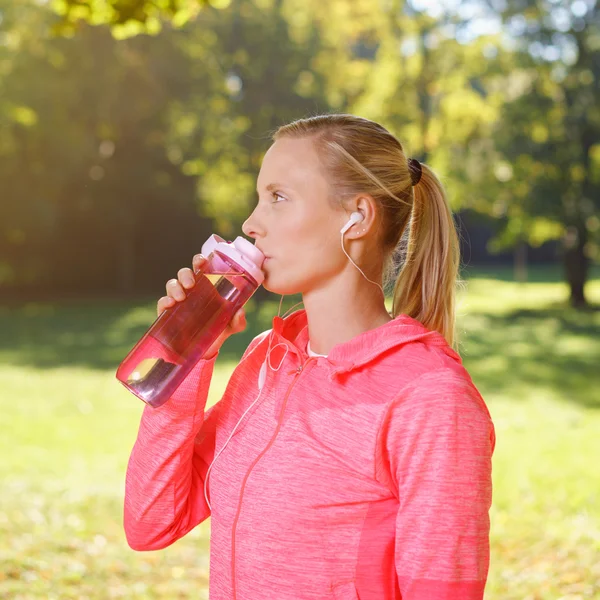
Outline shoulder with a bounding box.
[406,367,491,421]
[378,366,495,447]
[398,366,485,407]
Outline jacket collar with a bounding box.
[269,308,461,381]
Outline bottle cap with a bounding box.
[201,234,265,286]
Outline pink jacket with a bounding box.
[124,309,495,600]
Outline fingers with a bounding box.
[157,254,206,317]
[157,271,191,316]
[192,253,207,273]
[177,267,195,290]
[165,277,186,300]
[157,295,175,316]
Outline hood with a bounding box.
[268,308,462,382]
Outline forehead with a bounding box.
[257,137,328,194]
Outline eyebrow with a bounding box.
[256,182,293,193]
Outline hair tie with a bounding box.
[407,158,422,186]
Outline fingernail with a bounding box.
[194,254,204,262]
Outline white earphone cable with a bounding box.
[340,217,385,297]
[203,297,304,512]
[203,214,382,512]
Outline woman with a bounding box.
[124,114,496,600]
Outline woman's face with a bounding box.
[242,137,348,296]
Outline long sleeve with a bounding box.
[123,332,267,551]
[375,367,496,600]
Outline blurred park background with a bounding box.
[1,0,599,598]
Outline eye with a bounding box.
[271,191,286,203]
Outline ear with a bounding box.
[351,194,379,236]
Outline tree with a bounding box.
[0,2,204,293]
[4,0,596,303]
[0,0,332,295]
[484,0,600,306]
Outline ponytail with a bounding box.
[390,163,461,352]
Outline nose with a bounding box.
[242,211,261,240]
[241,217,254,239]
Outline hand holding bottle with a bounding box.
[156,253,247,359]
[117,234,264,407]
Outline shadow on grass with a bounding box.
[0,295,304,371]
[1,274,599,409]
[460,303,600,409]
[462,263,600,284]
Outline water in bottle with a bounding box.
[116,235,265,408]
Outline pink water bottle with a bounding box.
[116,234,265,408]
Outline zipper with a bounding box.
[231,355,315,599]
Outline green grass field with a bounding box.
[1,265,599,599]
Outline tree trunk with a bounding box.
[514,239,528,283]
[119,206,136,296]
[563,222,588,307]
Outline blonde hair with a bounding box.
[272,113,462,352]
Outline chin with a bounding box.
[262,281,302,296]
[260,261,313,296]
[261,272,304,296]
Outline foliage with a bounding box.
[51,0,231,39]
[0,0,598,302]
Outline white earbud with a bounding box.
[339,210,385,298]
[340,211,364,235]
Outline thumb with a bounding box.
[233,308,246,330]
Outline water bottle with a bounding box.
[116,234,265,408]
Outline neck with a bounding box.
[301,273,392,356]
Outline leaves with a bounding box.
[0,0,598,299]
[50,0,229,38]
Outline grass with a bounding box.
[1,265,599,599]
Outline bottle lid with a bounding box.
[201,234,265,286]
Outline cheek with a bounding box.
[263,212,339,276]
[270,215,316,254]
[262,237,335,294]
[268,243,338,283]
[284,218,342,269]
